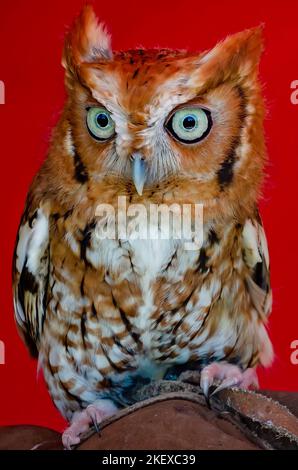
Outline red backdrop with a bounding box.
[0,0,298,432]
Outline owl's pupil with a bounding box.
[183,116,196,130]
[96,113,109,128]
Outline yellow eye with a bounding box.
[86,107,115,141]
[166,107,212,144]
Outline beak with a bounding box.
[131,153,147,196]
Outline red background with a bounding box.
[0,0,297,431]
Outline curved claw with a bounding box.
[200,363,259,404]
[86,405,102,435]
[92,418,101,435]
[209,376,240,397]
[200,373,214,408]
[200,374,212,397]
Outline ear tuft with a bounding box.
[62,5,112,78]
[225,25,264,75]
[198,26,264,87]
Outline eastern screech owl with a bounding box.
[13,6,273,448]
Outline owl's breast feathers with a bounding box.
[13,196,273,411]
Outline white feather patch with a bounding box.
[242,219,262,268]
[26,209,49,275]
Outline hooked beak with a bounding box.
[131,153,147,196]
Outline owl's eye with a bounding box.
[86,107,115,141]
[166,107,212,144]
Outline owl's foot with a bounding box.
[62,399,118,450]
[200,362,258,402]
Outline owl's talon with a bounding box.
[62,431,81,450]
[86,405,101,434]
[209,376,240,397]
[85,404,104,434]
[91,418,101,435]
[200,369,215,399]
[62,399,117,449]
[200,362,258,402]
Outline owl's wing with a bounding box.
[12,205,50,357]
[241,215,272,319]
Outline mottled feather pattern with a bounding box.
[13,203,272,418]
[12,5,273,439]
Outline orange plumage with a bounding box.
[12,5,272,448]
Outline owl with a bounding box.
[12,5,273,448]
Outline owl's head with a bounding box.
[55,5,265,219]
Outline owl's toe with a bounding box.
[200,362,258,402]
[62,399,118,449]
[62,428,83,450]
[85,404,105,434]
[62,408,99,449]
